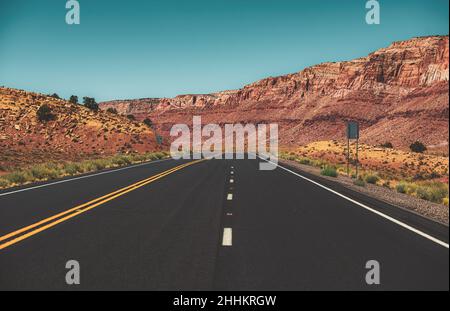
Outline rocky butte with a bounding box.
[100,36,449,154]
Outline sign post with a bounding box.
[346,121,360,178]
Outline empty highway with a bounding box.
[0,158,448,290]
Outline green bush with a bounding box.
[0,178,10,188]
[297,158,311,165]
[321,166,338,178]
[83,97,99,111]
[416,182,448,204]
[353,178,366,187]
[63,162,82,175]
[143,118,153,128]
[410,141,427,153]
[5,171,32,184]
[365,174,380,185]
[30,165,59,180]
[443,197,449,206]
[381,142,393,149]
[396,182,408,194]
[37,104,56,122]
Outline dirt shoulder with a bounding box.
[279,159,449,226]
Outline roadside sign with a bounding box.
[347,121,359,139]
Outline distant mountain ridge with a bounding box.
[101,35,447,153]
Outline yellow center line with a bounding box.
[0,160,204,251]
[0,161,195,243]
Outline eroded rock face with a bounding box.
[100,36,449,153]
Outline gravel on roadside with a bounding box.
[280,159,449,226]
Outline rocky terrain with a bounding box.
[0,87,160,170]
[100,35,449,154]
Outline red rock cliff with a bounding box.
[100,36,449,152]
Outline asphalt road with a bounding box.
[0,158,448,290]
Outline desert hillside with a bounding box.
[0,87,160,170]
[100,35,449,154]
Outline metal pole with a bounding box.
[356,138,359,179]
[347,138,350,176]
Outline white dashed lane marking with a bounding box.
[227,193,233,200]
[222,228,232,246]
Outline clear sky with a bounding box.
[0,0,448,102]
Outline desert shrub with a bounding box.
[127,114,136,121]
[111,156,127,166]
[107,108,118,114]
[382,181,391,188]
[365,174,380,185]
[403,183,418,195]
[63,162,82,175]
[381,142,393,149]
[50,93,60,99]
[443,197,449,206]
[132,154,147,162]
[37,104,56,122]
[297,158,311,165]
[321,166,338,178]
[284,154,297,161]
[410,141,427,153]
[0,178,10,188]
[69,95,78,104]
[83,97,99,111]
[154,152,166,159]
[91,159,109,170]
[396,182,408,194]
[354,178,366,187]
[415,182,449,204]
[143,118,153,128]
[5,171,32,184]
[30,165,59,180]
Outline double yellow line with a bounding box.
[0,160,204,251]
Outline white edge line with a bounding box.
[259,156,449,249]
[222,228,232,246]
[0,158,172,197]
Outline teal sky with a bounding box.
[0,0,448,102]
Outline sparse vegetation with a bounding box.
[143,118,153,128]
[83,97,99,111]
[37,104,56,122]
[107,107,118,114]
[381,142,393,149]
[0,152,170,189]
[321,166,338,177]
[365,174,380,184]
[50,93,60,99]
[127,114,136,121]
[395,181,449,204]
[415,182,448,204]
[0,178,10,188]
[69,95,79,104]
[410,141,427,153]
[280,149,449,206]
[353,178,366,187]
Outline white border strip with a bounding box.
[260,157,449,249]
[0,158,172,197]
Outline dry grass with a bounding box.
[280,144,449,206]
[0,152,169,189]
